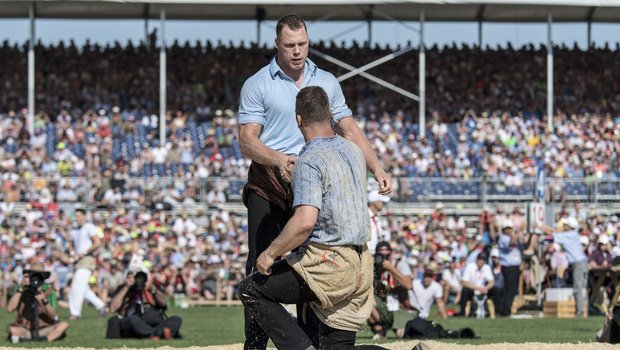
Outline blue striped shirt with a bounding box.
[238,57,352,156]
[292,136,370,246]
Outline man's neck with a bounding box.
[277,58,305,86]
[302,124,335,143]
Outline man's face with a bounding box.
[423,275,433,287]
[275,25,309,76]
[377,246,392,260]
[75,211,86,225]
[476,258,486,268]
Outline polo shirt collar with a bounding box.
[269,57,318,81]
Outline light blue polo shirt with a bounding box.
[292,136,370,246]
[238,57,352,156]
[554,230,587,264]
[498,234,522,267]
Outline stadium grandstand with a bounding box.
[0,0,620,326]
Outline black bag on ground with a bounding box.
[106,316,122,338]
[403,317,476,339]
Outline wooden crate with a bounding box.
[543,300,576,318]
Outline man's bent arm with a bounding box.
[436,298,448,319]
[7,290,22,313]
[110,285,129,313]
[334,117,392,194]
[239,124,296,180]
[256,205,317,275]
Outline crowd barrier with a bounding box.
[3,177,619,207]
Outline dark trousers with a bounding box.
[244,191,292,349]
[501,265,520,316]
[239,260,387,350]
[120,314,182,338]
[460,287,491,317]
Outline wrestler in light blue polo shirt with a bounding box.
[238,57,352,156]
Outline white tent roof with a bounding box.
[1,0,620,22]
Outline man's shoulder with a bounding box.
[241,64,272,89]
[313,66,338,81]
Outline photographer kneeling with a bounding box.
[368,241,413,339]
[7,264,69,343]
[108,270,182,340]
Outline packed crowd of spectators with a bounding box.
[0,39,619,315]
[2,198,620,314]
[1,205,248,306]
[1,105,619,208]
[1,40,619,118]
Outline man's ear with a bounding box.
[296,114,303,128]
[274,37,280,50]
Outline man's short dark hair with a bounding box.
[296,86,330,125]
[276,14,307,39]
[75,208,87,215]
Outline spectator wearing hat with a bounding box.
[7,263,69,343]
[588,234,614,308]
[459,252,495,317]
[537,217,588,317]
[590,234,614,269]
[497,219,522,316]
[367,190,390,254]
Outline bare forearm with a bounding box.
[154,289,167,306]
[461,281,478,290]
[384,267,412,290]
[264,215,313,260]
[240,136,287,167]
[336,120,382,174]
[436,299,448,319]
[110,287,129,313]
[7,292,21,312]
[42,302,56,318]
[86,236,101,255]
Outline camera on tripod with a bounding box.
[27,271,46,291]
[21,264,52,342]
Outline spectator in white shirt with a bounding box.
[441,259,463,305]
[459,252,495,316]
[367,190,390,254]
[409,269,448,320]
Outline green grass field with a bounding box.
[0,305,605,348]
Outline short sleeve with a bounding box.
[498,234,511,249]
[238,78,266,125]
[434,284,443,299]
[461,265,471,282]
[327,75,352,124]
[397,260,412,276]
[292,159,322,210]
[484,266,495,282]
[86,223,97,238]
